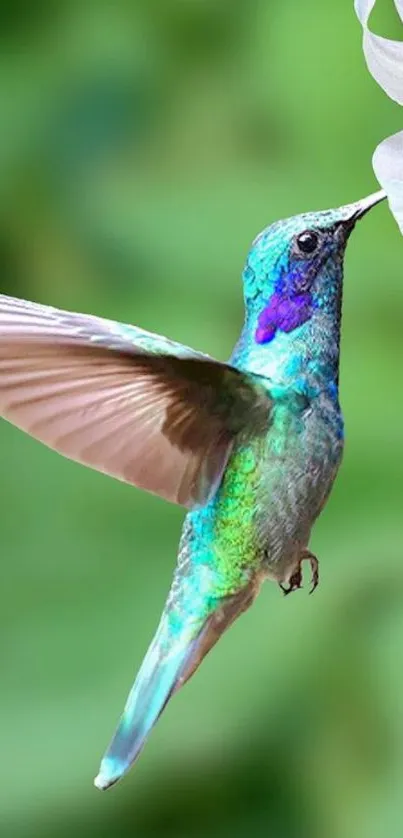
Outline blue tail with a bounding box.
[94,582,256,790]
[94,609,211,790]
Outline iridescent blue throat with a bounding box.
[255,291,314,343]
[255,259,320,344]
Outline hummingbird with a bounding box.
[0,189,385,790]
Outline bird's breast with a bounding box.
[255,397,343,576]
[178,397,343,594]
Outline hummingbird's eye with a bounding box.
[295,230,319,255]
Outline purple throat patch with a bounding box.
[255,291,314,344]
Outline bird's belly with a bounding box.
[258,452,337,580]
[257,411,343,580]
[178,407,343,595]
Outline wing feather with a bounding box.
[0,294,271,507]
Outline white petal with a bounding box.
[373,131,403,232]
[355,0,403,105]
[355,0,403,233]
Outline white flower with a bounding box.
[355,0,403,231]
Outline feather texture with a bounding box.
[0,295,271,507]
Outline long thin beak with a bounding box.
[341,189,387,226]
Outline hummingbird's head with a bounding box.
[242,191,386,347]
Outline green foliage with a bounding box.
[0,1,402,836]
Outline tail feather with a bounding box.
[94,583,256,790]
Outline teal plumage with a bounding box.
[0,189,385,789]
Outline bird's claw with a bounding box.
[279,550,319,596]
[280,565,303,596]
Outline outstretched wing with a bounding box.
[0,295,271,507]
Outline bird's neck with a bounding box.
[231,305,342,397]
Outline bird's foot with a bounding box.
[279,550,319,596]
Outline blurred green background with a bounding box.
[1,1,403,836]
